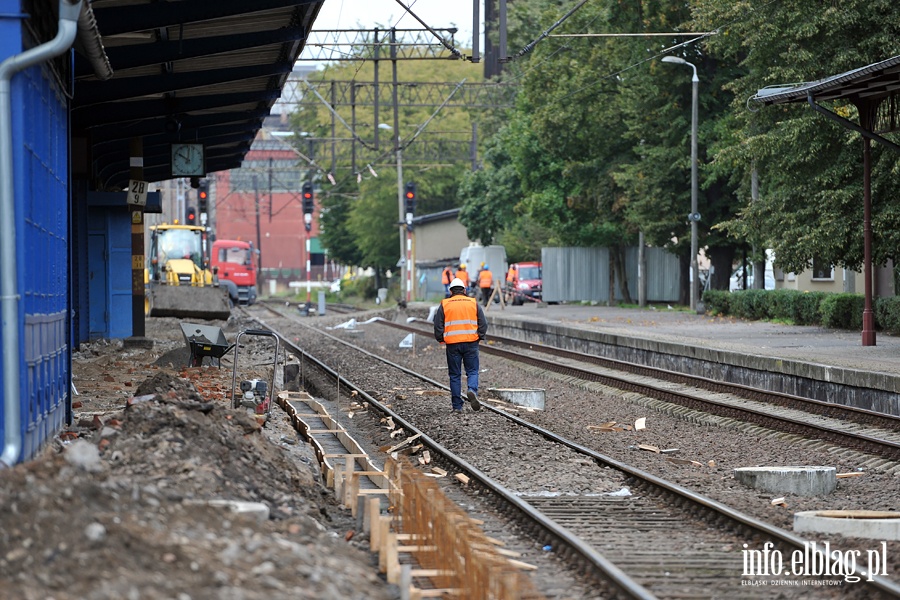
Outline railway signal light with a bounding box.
[198,180,209,213]
[302,182,314,231]
[404,182,416,214]
[404,182,416,232]
[186,206,197,225]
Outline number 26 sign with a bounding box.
[128,179,148,206]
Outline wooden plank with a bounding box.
[410,590,461,598]
[308,429,345,434]
[387,433,422,453]
[506,558,538,571]
[397,545,439,552]
[472,541,518,557]
[409,569,455,577]
[836,472,866,478]
[387,533,400,584]
[343,458,355,507]
[323,453,368,458]
[454,473,470,485]
[401,564,412,600]
[367,498,380,546]
[378,516,391,573]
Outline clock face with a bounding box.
[171,143,205,176]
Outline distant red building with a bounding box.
[212,136,329,290]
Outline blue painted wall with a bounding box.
[0,7,72,463]
[87,206,134,339]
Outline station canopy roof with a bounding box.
[73,0,324,190]
[753,54,900,107]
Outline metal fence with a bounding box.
[542,246,680,304]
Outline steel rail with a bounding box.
[244,306,655,599]
[379,319,900,461]
[414,319,900,430]
[245,305,900,597]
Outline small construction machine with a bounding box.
[230,329,280,424]
[146,223,232,320]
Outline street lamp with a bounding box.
[661,56,700,312]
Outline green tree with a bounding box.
[289,50,489,269]
[346,173,403,275]
[691,0,900,275]
[467,0,746,301]
[457,125,523,245]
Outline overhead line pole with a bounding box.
[391,29,407,303]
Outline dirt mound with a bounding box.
[0,330,394,600]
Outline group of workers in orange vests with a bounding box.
[441,262,519,306]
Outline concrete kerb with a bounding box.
[485,314,900,416]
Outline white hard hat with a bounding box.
[449,278,466,290]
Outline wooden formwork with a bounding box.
[385,458,544,600]
[277,390,389,494]
[277,391,544,599]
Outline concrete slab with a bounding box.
[489,388,545,410]
[733,466,837,496]
[794,510,900,541]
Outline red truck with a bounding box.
[508,261,542,305]
[210,239,257,305]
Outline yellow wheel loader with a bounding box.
[145,223,232,320]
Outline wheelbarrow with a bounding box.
[180,322,235,367]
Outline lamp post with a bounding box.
[662,56,700,312]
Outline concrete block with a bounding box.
[733,466,836,496]
[794,510,900,541]
[488,387,545,410]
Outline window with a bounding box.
[811,257,834,280]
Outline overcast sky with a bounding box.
[309,0,479,49]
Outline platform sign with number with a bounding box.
[128,179,148,206]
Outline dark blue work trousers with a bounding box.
[445,340,480,410]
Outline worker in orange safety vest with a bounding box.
[455,264,469,289]
[505,264,519,303]
[433,278,487,412]
[441,264,455,297]
[477,264,494,307]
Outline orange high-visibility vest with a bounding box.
[506,266,518,286]
[442,268,453,285]
[440,295,479,343]
[478,269,493,288]
[455,269,469,286]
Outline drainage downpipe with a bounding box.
[0,0,83,468]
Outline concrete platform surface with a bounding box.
[481,303,900,378]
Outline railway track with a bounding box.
[376,318,900,465]
[242,303,900,599]
[257,298,359,315]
